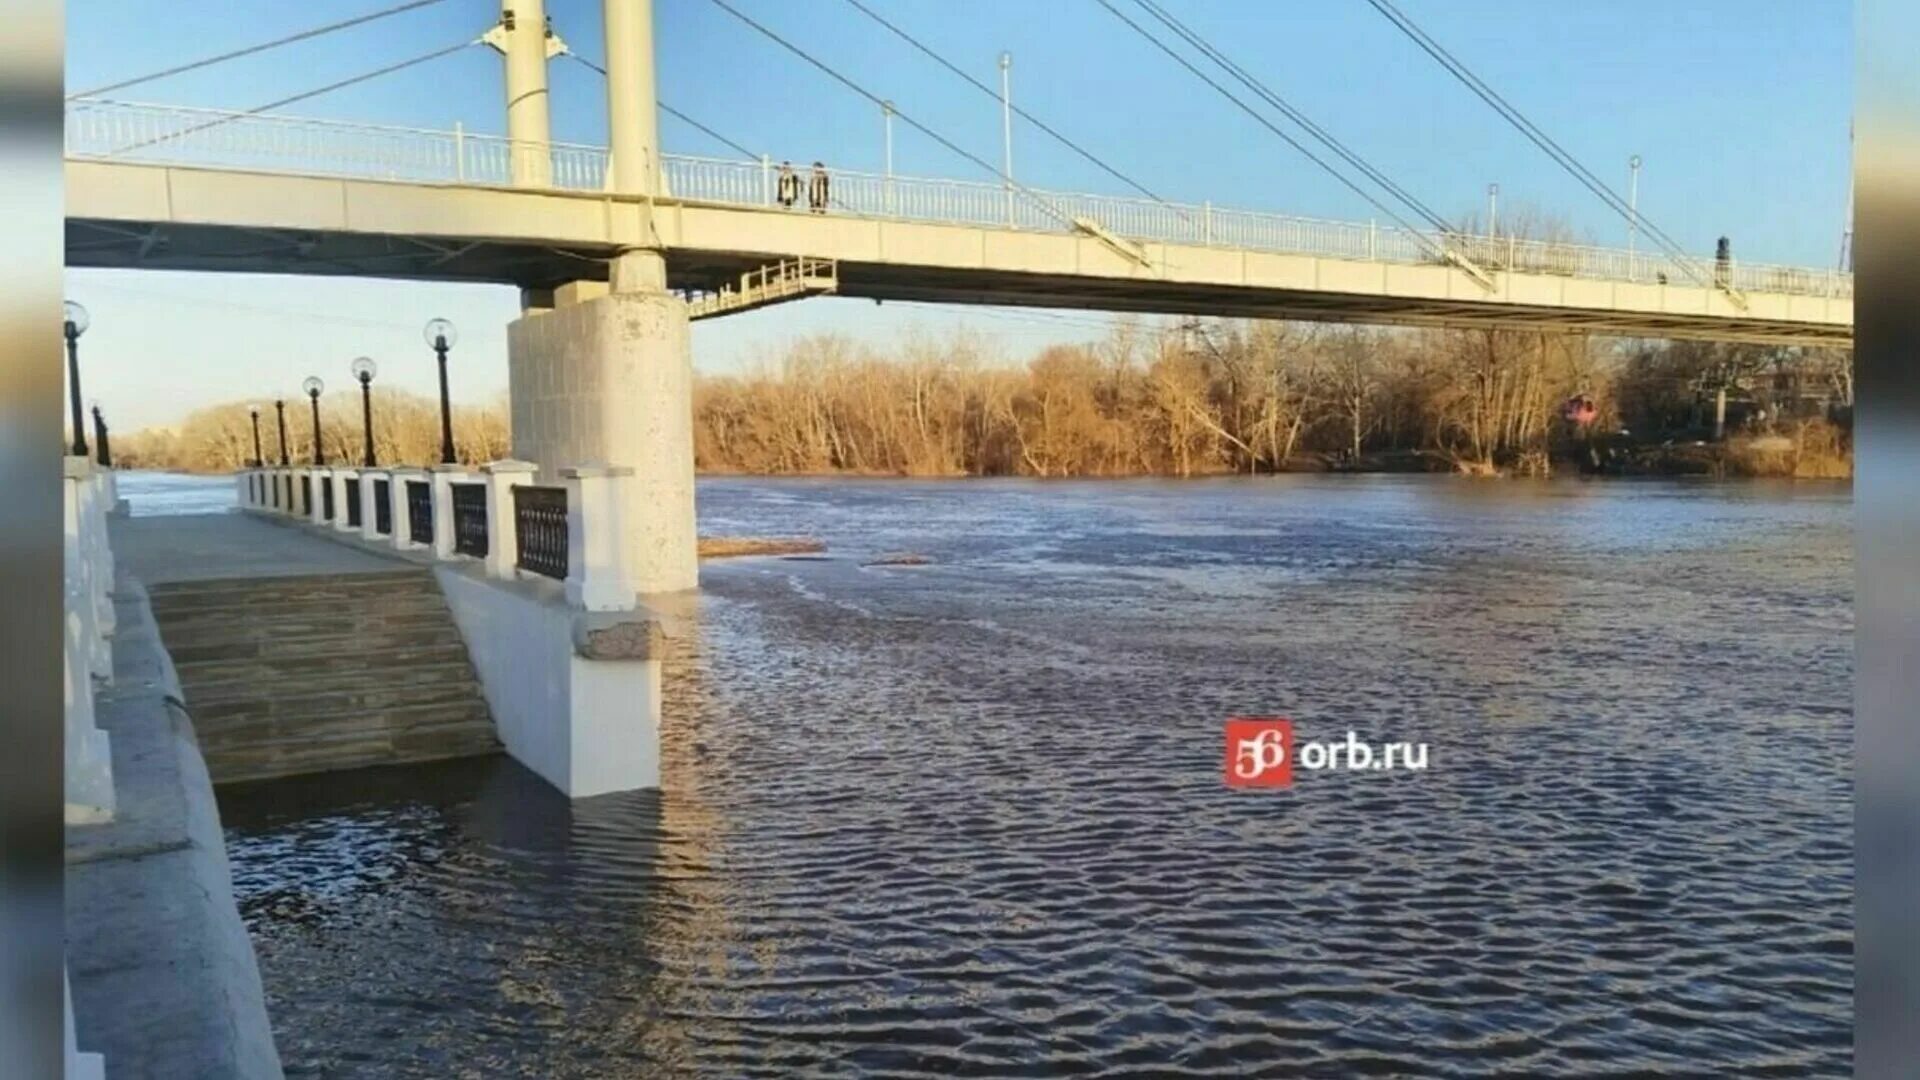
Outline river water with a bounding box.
[129,473,1853,1076]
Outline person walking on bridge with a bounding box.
[808,161,830,214]
[776,161,799,209]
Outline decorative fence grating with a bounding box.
[323,478,334,520]
[300,474,311,516]
[512,485,568,581]
[450,482,488,558]
[345,477,362,527]
[374,478,392,535]
[406,480,433,546]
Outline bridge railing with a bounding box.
[67,100,1851,300]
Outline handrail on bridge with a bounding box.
[63,99,1852,301]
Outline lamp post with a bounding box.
[64,301,90,457]
[90,403,111,467]
[998,51,1013,225]
[882,100,895,213]
[351,356,378,467]
[424,318,459,464]
[1487,183,1498,241]
[248,404,264,467]
[275,399,290,466]
[302,376,326,465]
[1627,154,1642,273]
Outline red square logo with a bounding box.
[1225,718,1293,788]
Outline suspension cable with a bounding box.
[68,0,451,100]
[1129,0,1458,236]
[702,0,1079,229]
[563,53,759,161]
[839,0,1172,207]
[105,41,476,156]
[1364,0,1710,284]
[1090,0,1448,257]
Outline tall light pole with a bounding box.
[1627,154,1642,273]
[302,376,326,465]
[882,100,895,214]
[274,399,290,466]
[999,51,1014,226]
[248,404,264,467]
[351,357,378,467]
[63,301,89,457]
[1486,183,1498,241]
[425,318,459,464]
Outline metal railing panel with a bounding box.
[64,101,1853,300]
[406,480,433,545]
[344,477,362,528]
[512,485,568,581]
[450,482,488,559]
[373,478,392,535]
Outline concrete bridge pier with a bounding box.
[507,0,695,596]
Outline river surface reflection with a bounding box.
[209,475,1853,1077]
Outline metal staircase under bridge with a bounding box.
[685,257,837,320]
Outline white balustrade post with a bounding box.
[332,469,359,533]
[359,469,384,542]
[430,466,467,560]
[561,465,638,611]
[481,460,538,579]
[1204,201,1213,246]
[235,470,250,508]
[86,471,115,648]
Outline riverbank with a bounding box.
[65,577,284,1079]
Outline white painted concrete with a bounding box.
[435,564,661,797]
[429,466,471,561]
[480,459,537,579]
[562,465,639,610]
[508,291,697,593]
[358,470,383,543]
[329,469,353,532]
[64,459,114,824]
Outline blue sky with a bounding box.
[66,1,1852,429]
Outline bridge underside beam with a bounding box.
[70,218,1847,347]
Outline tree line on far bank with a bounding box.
[113,321,1853,479]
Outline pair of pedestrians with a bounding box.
[776,160,830,213]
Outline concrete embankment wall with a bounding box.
[65,578,284,1079]
[434,562,662,798]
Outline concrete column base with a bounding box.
[508,287,696,594]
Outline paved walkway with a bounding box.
[111,512,409,584]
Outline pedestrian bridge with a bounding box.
[65,101,1851,346]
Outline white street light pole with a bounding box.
[999,51,1014,226]
[882,100,894,179]
[1487,183,1498,241]
[1627,154,1642,273]
[882,100,896,214]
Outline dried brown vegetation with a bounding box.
[117,323,1850,481]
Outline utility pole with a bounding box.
[999,51,1014,227]
[1627,154,1642,274]
[1486,183,1498,240]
